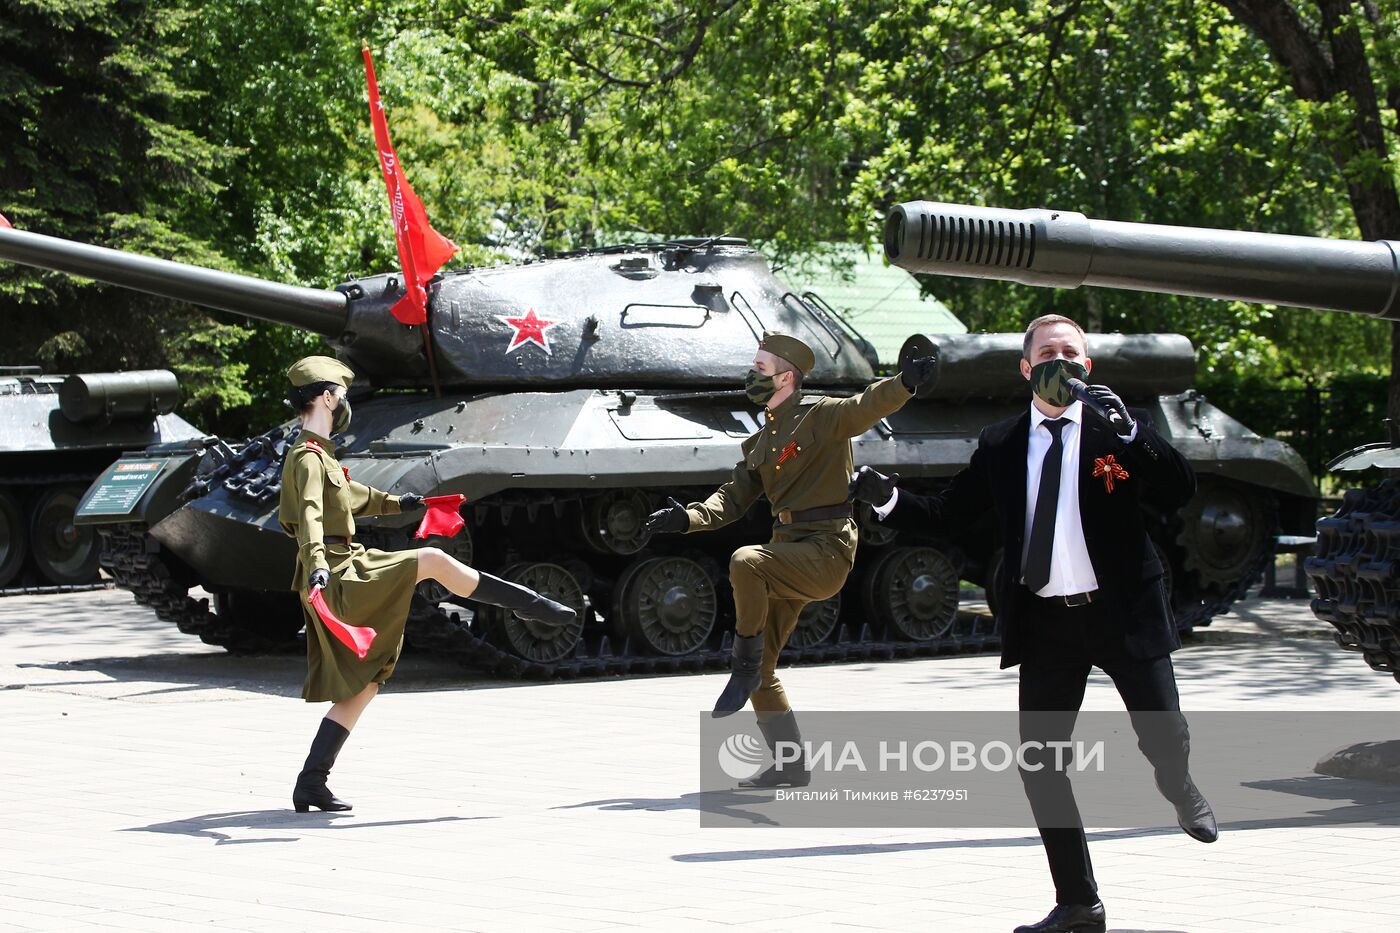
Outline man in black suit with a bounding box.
[850,315,1216,933]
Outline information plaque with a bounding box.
[76,459,166,518]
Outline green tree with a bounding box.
[0,0,252,426]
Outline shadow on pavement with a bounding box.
[11,651,526,698]
[669,806,1399,865]
[554,789,782,827]
[123,810,490,845]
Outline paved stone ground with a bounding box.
[2,587,1399,932]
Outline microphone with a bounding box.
[1066,378,1123,426]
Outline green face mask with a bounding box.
[1029,358,1088,407]
[331,395,352,434]
[745,369,776,406]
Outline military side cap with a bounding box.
[287,355,355,389]
[759,331,816,375]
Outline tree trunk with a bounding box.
[1219,0,1400,420]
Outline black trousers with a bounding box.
[1016,592,1192,907]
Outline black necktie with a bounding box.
[1024,418,1066,593]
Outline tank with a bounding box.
[0,222,1315,673]
[884,199,1400,683]
[0,366,202,592]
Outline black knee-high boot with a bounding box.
[471,572,576,627]
[712,634,765,717]
[739,711,811,788]
[293,718,352,813]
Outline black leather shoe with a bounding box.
[1175,782,1218,843]
[1014,902,1105,933]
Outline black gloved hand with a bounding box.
[645,496,689,534]
[900,354,939,396]
[1084,384,1137,437]
[307,568,330,592]
[397,493,425,511]
[847,465,900,506]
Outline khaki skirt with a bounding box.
[300,542,420,702]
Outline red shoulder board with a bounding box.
[304,439,323,453]
[342,466,350,482]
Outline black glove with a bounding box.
[307,568,330,592]
[397,493,425,511]
[1084,384,1137,437]
[900,354,939,396]
[645,496,689,534]
[847,465,900,506]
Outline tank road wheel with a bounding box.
[614,556,717,656]
[582,490,653,555]
[1176,478,1273,592]
[789,593,841,648]
[29,485,99,585]
[0,490,28,587]
[863,546,960,642]
[854,501,897,548]
[414,527,474,606]
[482,562,586,662]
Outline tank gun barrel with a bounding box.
[0,226,347,335]
[884,201,1400,319]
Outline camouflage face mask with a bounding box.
[331,395,352,434]
[745,369,776,406]
[1029,358,1088,407]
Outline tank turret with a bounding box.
[0,227,877,389]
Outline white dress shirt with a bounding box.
[1022,400,1097,596]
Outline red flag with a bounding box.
[414,494,468,539]
[362,46,458,325]
[309,587,377,660]
[0,214,11,229]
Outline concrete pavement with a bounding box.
[2,588,1398,932]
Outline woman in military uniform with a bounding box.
[279,356,576,813]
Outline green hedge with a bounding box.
[1194,373,1388,485]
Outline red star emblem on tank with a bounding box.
[497,308,560,355]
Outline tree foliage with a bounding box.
[2,0,1396,437]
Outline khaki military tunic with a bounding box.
[278,430,418,703]
[685,376,913,711]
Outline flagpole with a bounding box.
[420,304,442,399]
[363,41,448,399]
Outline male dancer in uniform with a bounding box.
[647,331,935,787]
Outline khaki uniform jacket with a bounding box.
[278,429,419,702]
[685,375,913,558]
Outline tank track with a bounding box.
[96,517,1002,677]
[95,507,1266,680]
[0,581,112,597]
[96,523,293,653]
[1307,478,1400,683]
[400,598,1002,681]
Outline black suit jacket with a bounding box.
[883,408,1196,668]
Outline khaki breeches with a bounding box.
[728,535,853,713]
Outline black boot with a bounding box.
[471,571,576,628]
[293,718,352,813]
[712,634,764,718]
[739,711,811,788]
